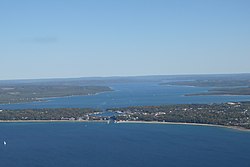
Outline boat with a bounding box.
[3,141,7,145]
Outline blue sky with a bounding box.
[1,0,250,80]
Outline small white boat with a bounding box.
[3,141,7,145]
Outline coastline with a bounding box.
[0,120,107,123]
[116,120,250,132]
[0,88,113,105]
[0,119,249,132]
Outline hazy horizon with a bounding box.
[1,0,250,80]
[0,72,250,82]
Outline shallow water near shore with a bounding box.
[0,122,250,167]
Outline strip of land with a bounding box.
[116,120,250,132]
[1,102,250,131]
[0,120,107,123]
[162,79,250,96]
[0,119,248,132]
[0,85,112,104]
[109,102,250,130]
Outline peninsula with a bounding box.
[163,79,250,96]
[1,101,250,130]
[0,84,112,104]
[109,101,250,130]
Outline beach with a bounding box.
[116,120,250,132]
[0,119,249,132]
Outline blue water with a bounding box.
[1,83,250,109]
[0,122,249,167]
[1,83,250,167]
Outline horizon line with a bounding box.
[1,72,250,82]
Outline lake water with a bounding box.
[0,122,250,167]
[1,83,250,167]
[1,83,250,109]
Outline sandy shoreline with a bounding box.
[0,120,106,123]
[0,120,249,132]
[116,121,250,132]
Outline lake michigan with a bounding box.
[1,83,250,109]
[0,83,250,167]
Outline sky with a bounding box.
[0,0,250,80]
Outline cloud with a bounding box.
[32,37,58,44]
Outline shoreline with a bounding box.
[116,120,250,132]
[0,120,107,123]
[0,89,113,105]
[0,119,249,132]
